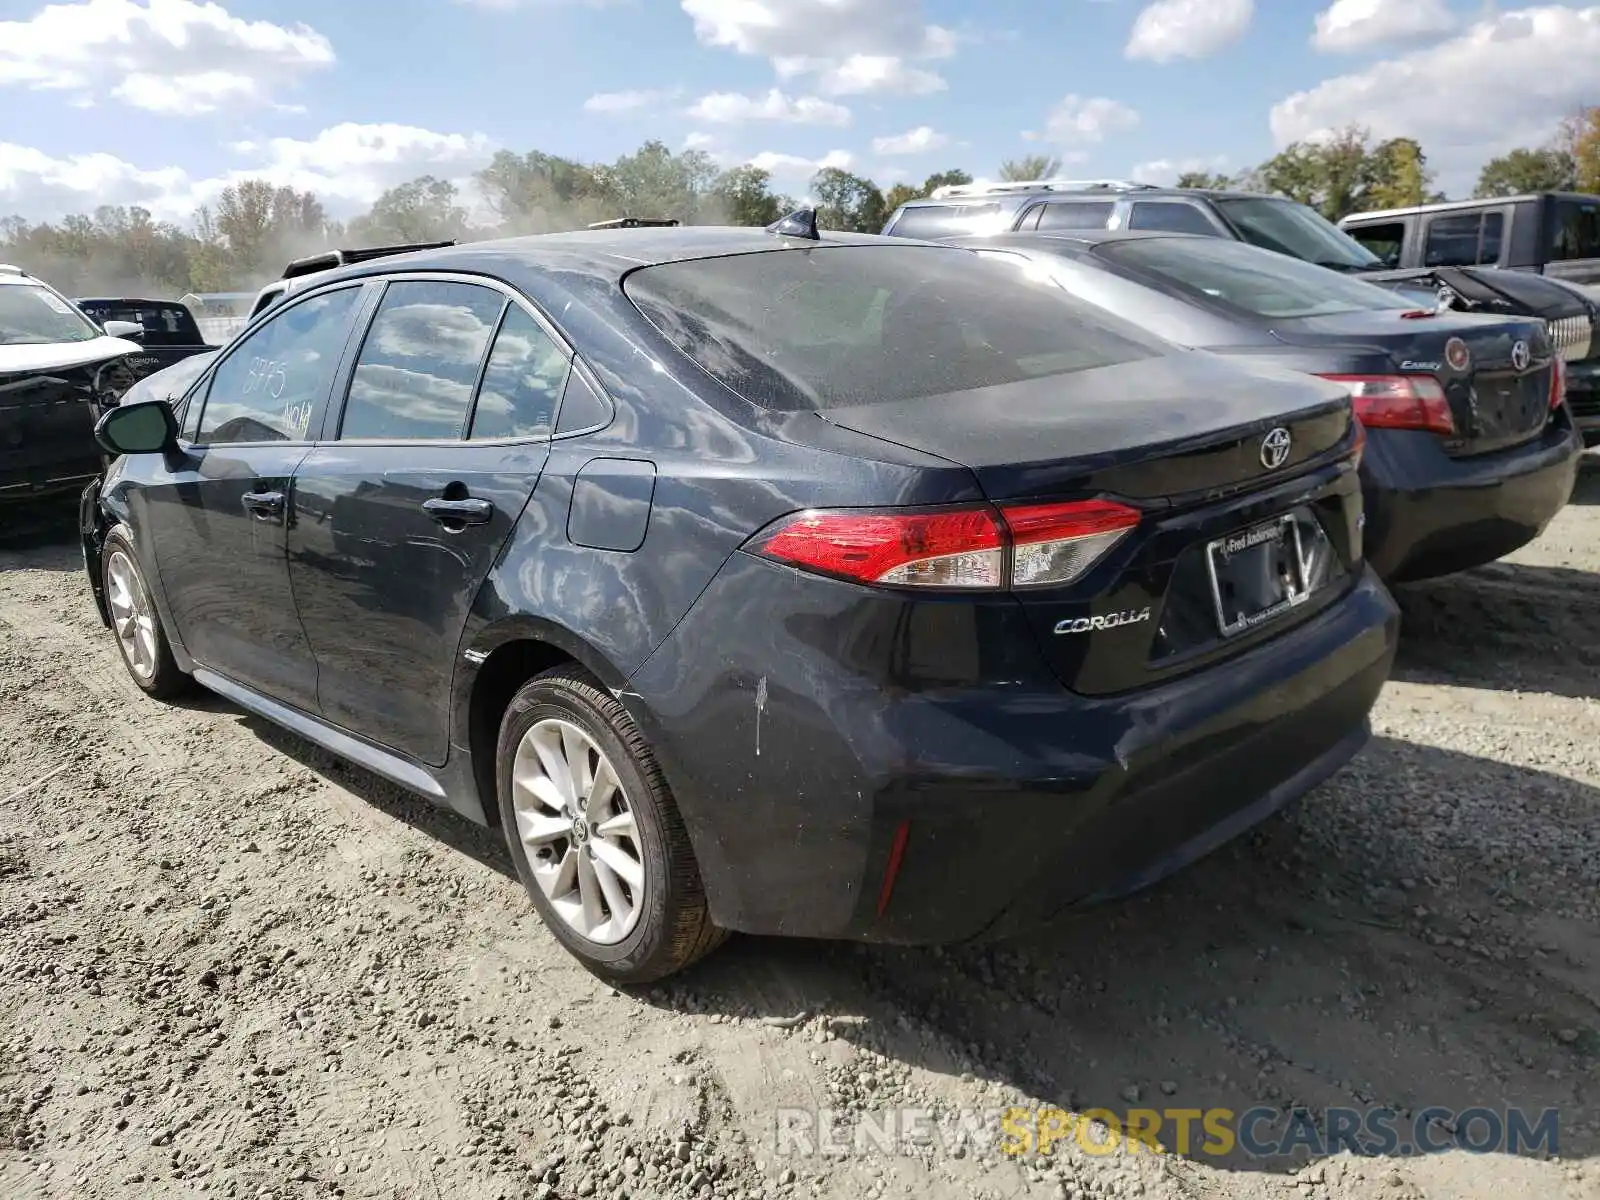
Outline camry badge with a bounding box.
[1259,427,1292,470]
[1444,337,1471,372]
[1511,339,1531,371]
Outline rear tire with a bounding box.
[101,528,189,700]
[496,666,728,984]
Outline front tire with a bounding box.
[496,666,727,984]
[101,528,188,699]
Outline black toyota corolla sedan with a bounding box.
[952,230,1583,583]
[81,223,1397,982]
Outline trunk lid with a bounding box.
[823,349,1362,694]
[1268,309,1556,455]
[821,348,1353,502]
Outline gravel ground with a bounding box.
[1,461,1598,1200]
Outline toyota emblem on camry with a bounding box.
[1511,339,1531,371]
[1260,427,1292,470]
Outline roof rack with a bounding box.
[279,240,457,281]
[928,178,1159,200]
[0,264,25,276]
[587,217,681,229]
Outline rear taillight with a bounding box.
[1316,374,1454,435]
[1550,356,1568,411]
[747,499,1141,591]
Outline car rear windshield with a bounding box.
[1213,196,1381,270]
[0,283,99,346]
[623,245,1166,412]
[1097,236,1414,320]
[75,301,201,346]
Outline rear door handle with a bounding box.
[241,489,285,520]
[422,497,494,526]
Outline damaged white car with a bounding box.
[0,264,143,506]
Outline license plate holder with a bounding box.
[1204,513,1315,637]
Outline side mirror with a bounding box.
[95,399,178,457]
[103,319,145,342]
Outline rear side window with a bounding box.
[1034,201,1115,231]
[624,245,1165,412]
[468,306,570,440]
[341,280,505,441]
[1549,198,1600,261]
[888,203,1004,239]
[1098,235,1412,320]
[1424,212,1504,266]
[1127,202,1218,235]
[1345,220,1406,266]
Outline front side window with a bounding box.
[469,306,571,440]
[1098,235,1413,320]
[1127,202,1218,236]
[1214,196,1382,270]
[1549,198,1600,261]
[341,280,505,441]
[625,244,1166,412]
[0,283,100,346]
[197,286,364,445]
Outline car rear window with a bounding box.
[887,204,1006,239]
[76,301,201,346]
[624,244,1165,412]
[0,283,99,345]
[1097,236,1414,321]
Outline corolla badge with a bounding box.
[1444,337,1471,372]
[1259,426,1292,470]
[1511,339,1531,371]
[1054,607,1152,636]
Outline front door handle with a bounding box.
[241,489,285,520]
[422,497,494,526]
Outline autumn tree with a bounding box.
[1242,126,1437,220]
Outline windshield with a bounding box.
[1214,197,1382,270]
[0,282,100,346]
[624,244,1166,412]
[1097,235,1415,320]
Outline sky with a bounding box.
[1,0,1598,225]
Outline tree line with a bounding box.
[6,113,1600,298]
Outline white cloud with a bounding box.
[583,88,680,114]
[1125,0,1254,62]
[0,122,497,223]
[682,131,717,151]
[682,0,953,95]
[1312,0,1455,51]
[1026,95,1141,148]
[872,126,949,155]
[746,149,854,183]
[686,88,852,126]
[1130,154,1231,185]
[0,0,334,115]
[1271,5,1600,191]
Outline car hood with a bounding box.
[0,336,142,374]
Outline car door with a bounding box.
[288,276,566,766]
[141,283,369,710]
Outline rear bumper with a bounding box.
[1361,420,1581,583]
[628,559,1398,944]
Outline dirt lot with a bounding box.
[1,463,1597,1200]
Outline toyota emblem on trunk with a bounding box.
[1260,427,1292,470]
[1511,339,1530,371]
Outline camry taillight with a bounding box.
[1316,374,1454,435]
[1550,356,1568,411]
[747,499,1142,590]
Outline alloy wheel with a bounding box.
[106,549,158,682]
[511,718,645,944]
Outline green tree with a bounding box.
[1175,171,1233,189]
[1365,137,1433,210]
[607,140,719,223]
[810,167,887,233]
[709,165,786,226]
[1474,147,1577,197]
[474,149,618,231]
[1244,126,1436,221]
[348,176,468,244]
[999,156,1061,181]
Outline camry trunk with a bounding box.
[1270,310,1556,456]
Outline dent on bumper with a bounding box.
[630,564,1398,944]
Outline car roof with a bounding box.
[953,230,1207,251]
[1341,192,1600,224]
[75,296,183,305]
[897,185,1282,210]
[307,226,902,293]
